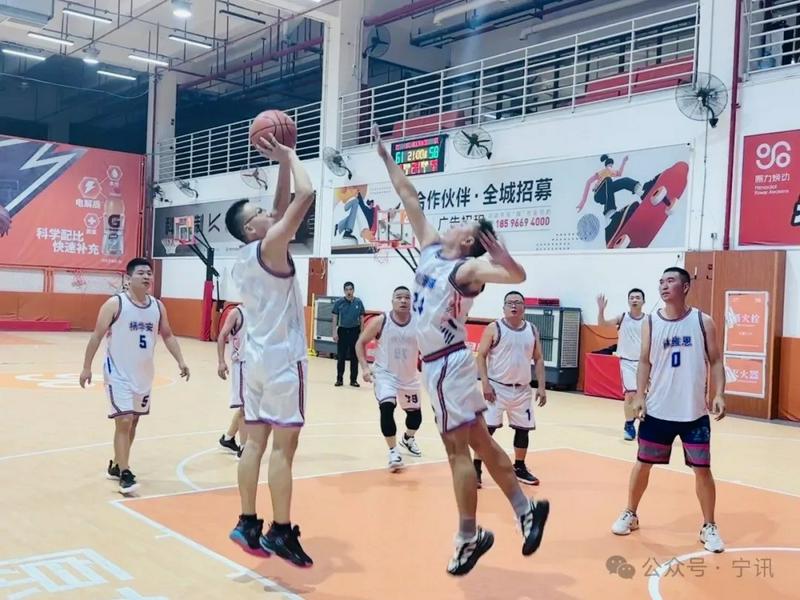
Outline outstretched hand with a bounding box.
[477,229,513,268]
[597,294,608,311]
[254,133,293,163]
[372,123,390,160]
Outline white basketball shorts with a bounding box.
[244,359,307,427]
[230,361,245,409]
[620,358,639,394]
[374,375,422,411]
[421,347,485,434]
[484,381,534,430]
[105,376,151,419]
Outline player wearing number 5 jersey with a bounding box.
[612,267,727,554]
[356,286,423,473]
[375,124,549,577]
[79,258,190,494]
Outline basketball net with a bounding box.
[70,270,87,292]
[161,237,181,255]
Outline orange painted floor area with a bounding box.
[123,449,800,600]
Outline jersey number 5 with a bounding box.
[671,351,681,368]
[139,334,147,349]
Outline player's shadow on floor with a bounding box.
[457,564,577,600]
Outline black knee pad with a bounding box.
[404,409,422,431]
[487,426,498,436]
[379,401,397,437]
[513,428,530,449]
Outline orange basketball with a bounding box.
[249,109,297,150]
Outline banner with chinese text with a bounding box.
[723,355,766,398]
[724,291,769,355]
[331,144,690,253]
[739,129,800,246]
[0,135,144,270]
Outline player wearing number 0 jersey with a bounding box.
[224,133,315,568]
[356,286,423,473]
[80,258,190,494]
[375,124,549,578]
[217,305,247,457]
[475,291,547,488]
[597,288,646,440]
[612,267,727,554]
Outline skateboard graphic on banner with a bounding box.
[607,161,689,249]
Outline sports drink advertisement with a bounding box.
[0,135,144,270]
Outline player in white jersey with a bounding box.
[611,267,726,553]
[356,286,423,472]
[217,304,247,457]
[224,133,314,568]
[374,124,549,577]
[597,288,646,440]
[474,291,546,487]
[79,258,190,494]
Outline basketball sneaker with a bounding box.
[514,464,540,486]
[230,516,270,557]
[399,434,422,457]
[611,509,639,535]
[259,523,313,567]
[118,469,139,494]
[520,498,550,555]
[624,421,636,441]
[106,460,120,480]
[219,435,240,454]
[447,527,494,576]
[700,523,725,553]
[388,448,404,472]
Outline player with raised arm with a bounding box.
[374,124,549,576]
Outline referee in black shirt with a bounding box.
[332,281,365,387]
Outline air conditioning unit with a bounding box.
[524,306,581,389]
[0,0,53,28]
[312,295,338,357]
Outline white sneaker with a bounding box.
[399,435,422,457]
[388,449,404,472]
[611,509,639,535]
[700,523,725,553]
[447,527,494,576]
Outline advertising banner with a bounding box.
[723,355,766,399]
[723,291,769,355]
[0,136,144,270]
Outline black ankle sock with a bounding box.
[272,521,292,534]
[473,458,482,472]
[403,432,411,441]
[514,460,526,469]
[240,513,258,523]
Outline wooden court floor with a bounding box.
[1,331,799,600]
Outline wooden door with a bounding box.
[307,257,328,306]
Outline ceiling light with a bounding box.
[129,53,169,67]
[83,57,99,65]
[2,48,46,61]
[218,9,266,25]
[172,0,192,19]
[83,45,100,65]
[27,32,75,46]
[62,8,113,24]
[98,70,137,81]
[168,34,213,49]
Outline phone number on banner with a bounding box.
[491,209,552,231]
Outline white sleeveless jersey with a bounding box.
[646,308,709,422]
[488,319,536,385]
[229,307,245,363]
[104,293,160,394]
[373,312,419,388]
[413,243,479,357]
[231,241,306,374]
[617,312,645,361]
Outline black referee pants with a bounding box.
[336,326,360,383]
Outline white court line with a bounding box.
[112,501,304,600]
[176,448,220,491]
[559,446,800,499]
[648,546,800,600]
[0,421,378,463]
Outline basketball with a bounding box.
[249,109,297,150]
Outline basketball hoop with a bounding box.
[70,270,87,291]
[161,237,181,255]
[371,240,395,264]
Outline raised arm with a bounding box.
[476,323,498,403]
[577,172,599,212]
[79,297,120,388]
[633,316,651,419]
[702,314,726,420]
[355,314,385,383]
[216,308,239,380]
[454,230,525,294]
[532,327,547,407]
[373,124,439,248]
[157,300,190,381]
[272,158,291,220]
[597,294,622,327]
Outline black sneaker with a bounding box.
[514,464,540,486]
[520,498,550,556]
[447,527,494,576]
[219,435,240,454]
[259,523,313,568]
[334,380,343,387]
[118,469,140,494]
[107,460,120,480]
[237,446,243,459]
[350,381,360,388]
[230,517,270,557]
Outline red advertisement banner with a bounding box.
[0,136,144,270]
[739,129,800,246]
